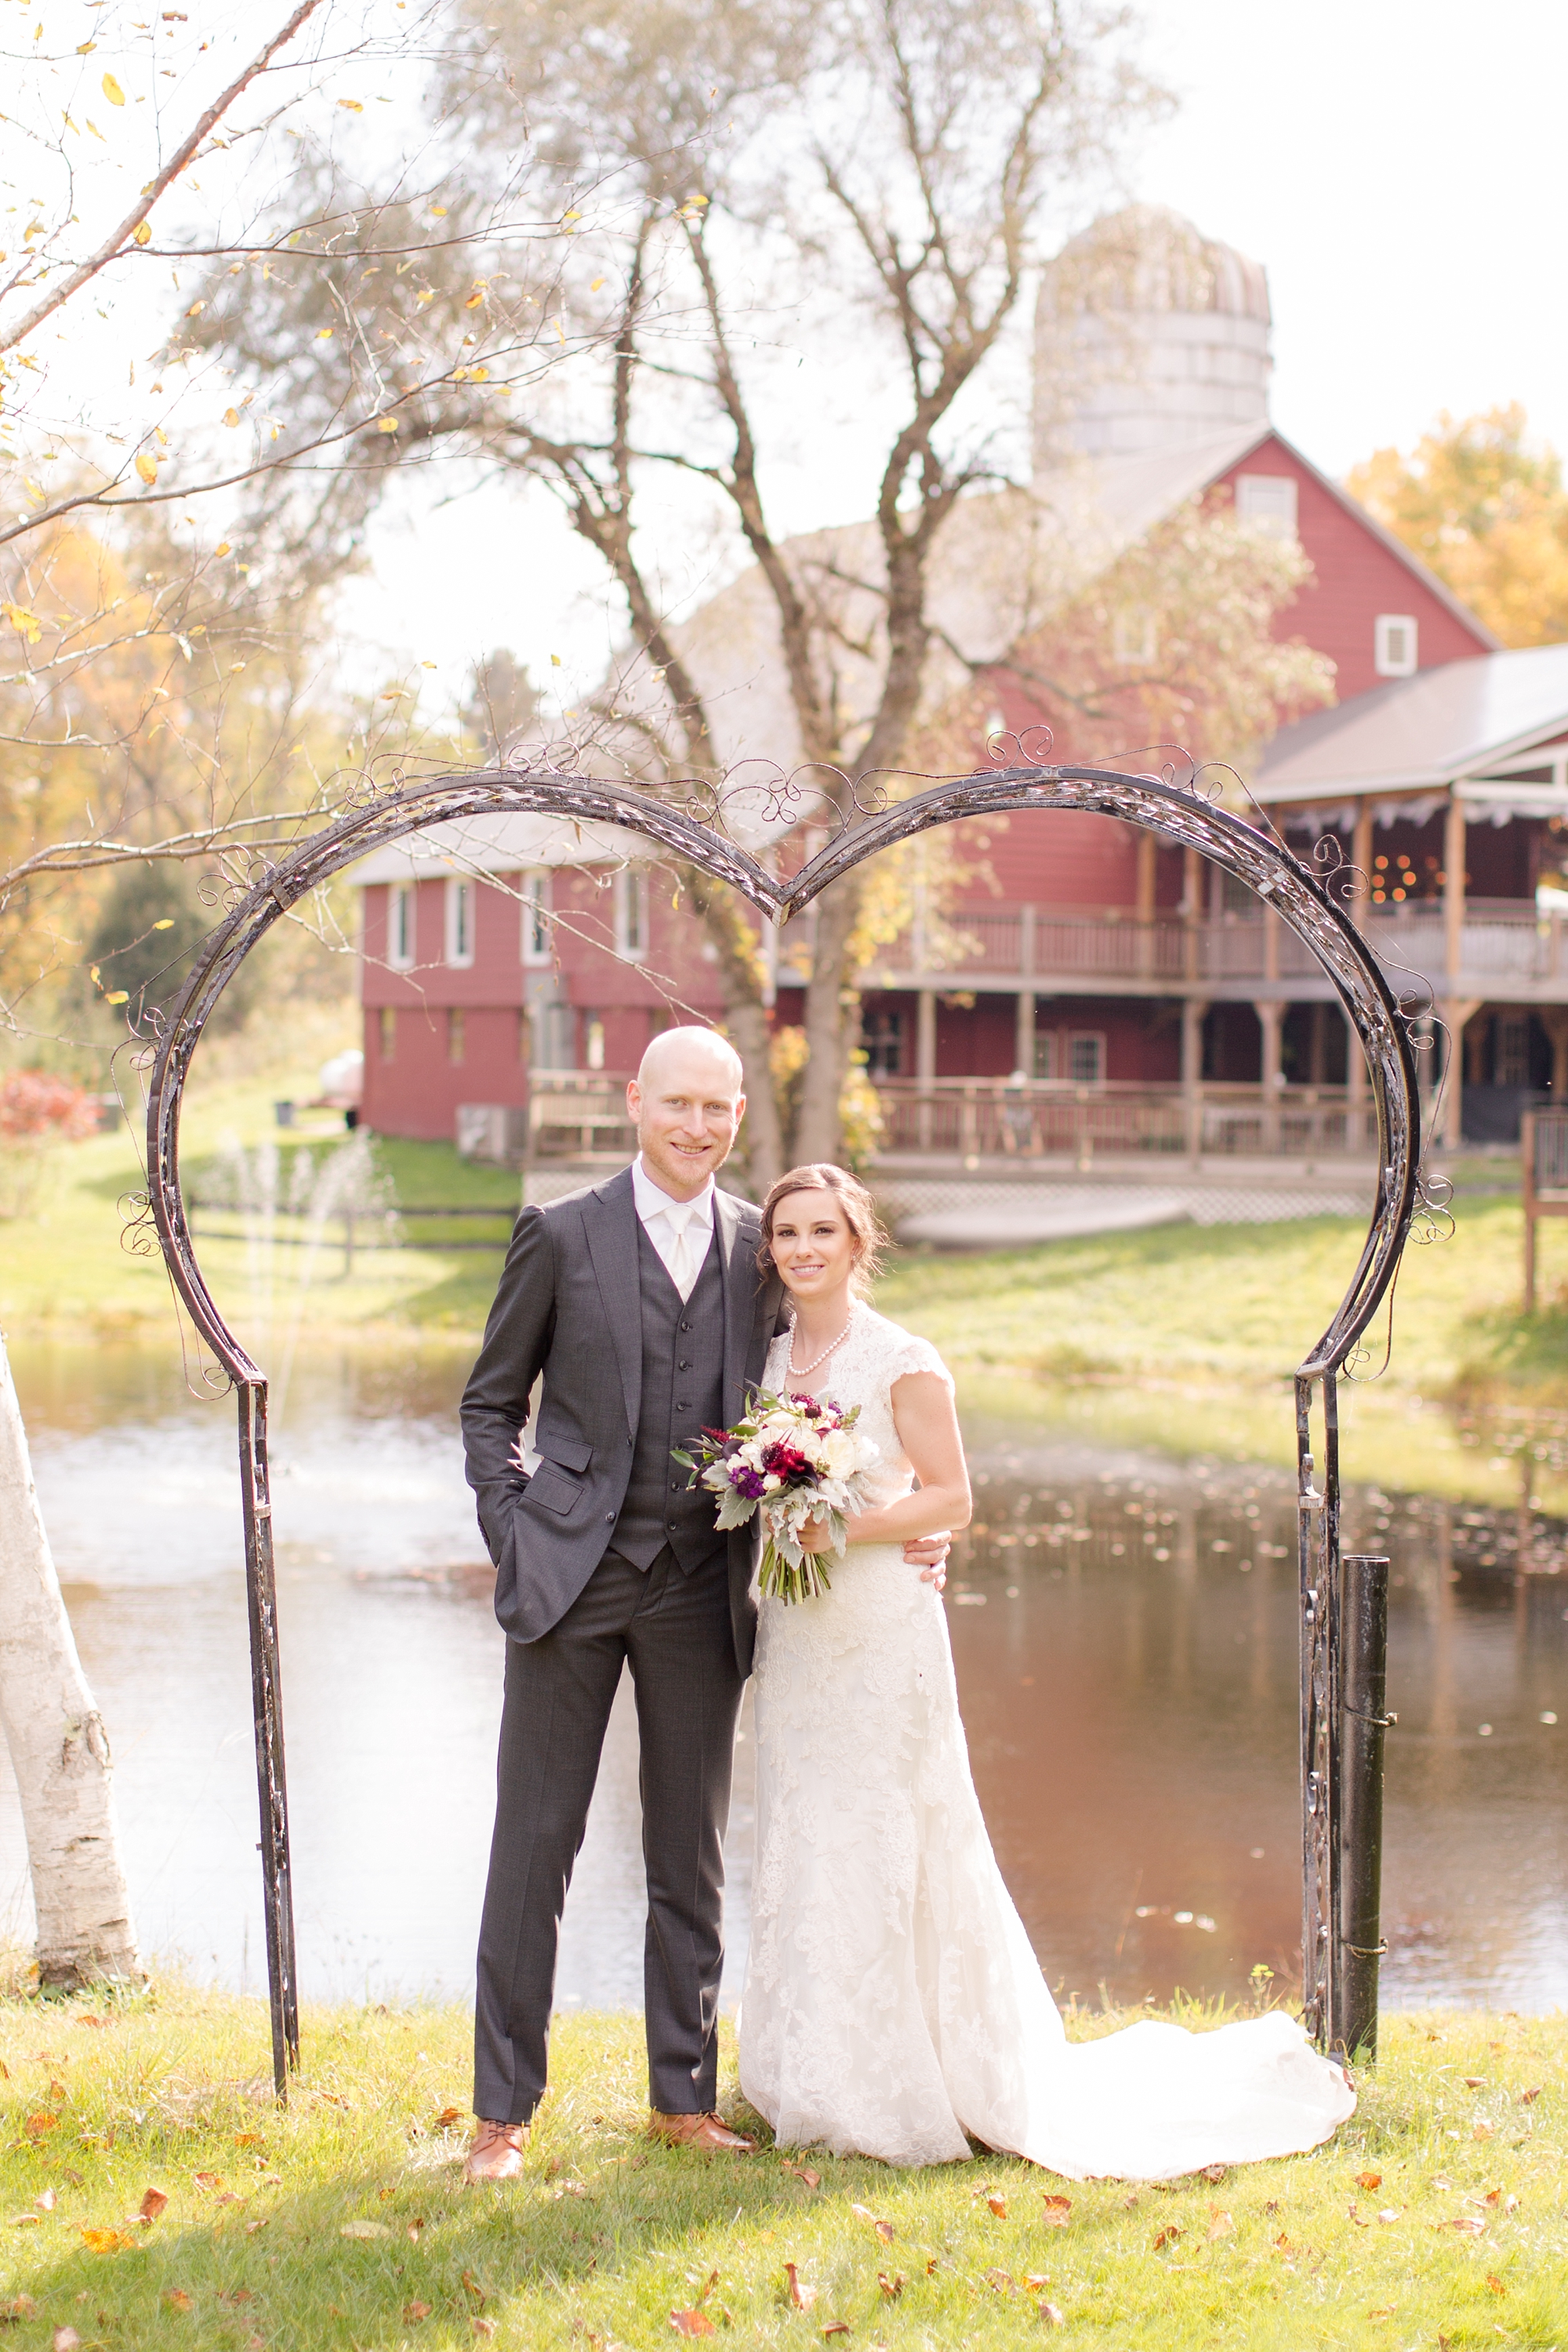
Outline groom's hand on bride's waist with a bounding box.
[904,1531,950,1592]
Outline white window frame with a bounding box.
[387,881,415,970]
[445,876,476,968]
[615,864,648,962]
[1374,614,1418,678]
[1112,607,1158,666]
[1235,473,1299,540]
[520,869,553,966]
[1067,1030,1106,1085]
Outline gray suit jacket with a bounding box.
[461,1165,784,1673]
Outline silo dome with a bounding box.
[1035,205,1272,469]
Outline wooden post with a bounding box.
[1523,1108,1538,1312]
[1258,1000,1284,1153]
[1335,1552,1392,2063]
[1015,990,1036,1077]
[1182,996,1209,1160]
[916,990,935,1151]
[1352,799,1374,927]
[1137,833,1156,978]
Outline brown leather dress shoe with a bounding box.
[463,2118,528,2182]
[648,2110,757,2154]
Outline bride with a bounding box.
[736,1163,1355,2179]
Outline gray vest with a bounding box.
[612,1219,728,1572]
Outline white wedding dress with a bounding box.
[736,1302,1355,2178]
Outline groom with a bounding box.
[459,1025,946,2176]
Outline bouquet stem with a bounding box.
[758,1538,835,1606]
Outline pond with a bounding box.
[9,1338,1568,2017]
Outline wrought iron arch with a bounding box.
[141,763,1421,2093]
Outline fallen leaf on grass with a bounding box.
[24,2114,58,2138]
[783,2263,816,2311]
[1207,2208,1234,2240]
[877,2272,903,2299]
[80,2227,136,2252]
[52,2329,80,2352]
[193,2172,223,2193]
[1377,2209,1403,2224]
[1039,2303,1065,2327]
[783,2163,820,2190]
[163,2291,192,2313]
[1464,2077,1486,2089]
[1367,2309,1396,2321]
[1486,2274,1506,2294]
[1520,2086,1542,2104]
[1484,2189,1519,2211]
[1152,2225,1181,2252]
[472,2324,497,2341]
[985,2191,1007,2218]
[1272,2231,1298,2257]
[8,2299,34,2318]
[1356,2170,1382,2190]
[403,2303,432,2325]
[7,2216,39,2228]
[1474,2122,1494,2140]
[986,2268,1014,2292]
[851,2203,894,2241]
[1443,2216,1486,2235]
[408,2216,426,2241]
[924,2259,939,2278]
[822,2326,851,2339]
[1040,2194,1071,2227]
[34,2190,55,2212]
[434,2106,463,2129]
[1200,2163,1228,2185]
[339,2220,391,2240]
[462,2270,487,2307]
[669,2314,714,2339]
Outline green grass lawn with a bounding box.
[0,1982,1560,2350]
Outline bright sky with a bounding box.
[1133,0,1568,474]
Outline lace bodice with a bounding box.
[762,1301,953,1518]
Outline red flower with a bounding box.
[760,1441,811,1483]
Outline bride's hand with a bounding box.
[797,1514,834,1555]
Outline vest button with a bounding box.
[604,1512,615,1523]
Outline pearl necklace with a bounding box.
[788,1312,854,1379]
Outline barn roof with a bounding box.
[1254,644,1568,806]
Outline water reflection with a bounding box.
[8,1341,1568,2014]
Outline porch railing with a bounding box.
[869,1076,1365,1160]
[852,898,1568,992]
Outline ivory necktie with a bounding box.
[664,1203,702,1301]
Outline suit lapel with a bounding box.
[584,1167,641,1438]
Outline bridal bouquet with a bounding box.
[674,1392,880,1605]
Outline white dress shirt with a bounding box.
[630,1156,716,1301]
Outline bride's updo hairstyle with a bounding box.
[758,1163,887,1298]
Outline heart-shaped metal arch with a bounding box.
[140,761,1422,2091]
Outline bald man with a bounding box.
[459,1029,782,2168]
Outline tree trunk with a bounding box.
[0,1339,139,1987]
[792,871,865,1165]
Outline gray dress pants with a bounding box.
[473,1542,743,2124]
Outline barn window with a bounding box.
[615,866,648,960]
[583,1014,606,1071]
[1236,474,1298,539]
[445,877,475,967]
[1067,1031,1105,1084]
[862,1008,905,1077]
[1112,608,1157,666]
[521,870,552,965]
[1374,615,1418,677]
[387,883,415,969]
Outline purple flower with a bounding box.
[728,1463,768,1500]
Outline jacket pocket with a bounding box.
[525,1460,588,1519]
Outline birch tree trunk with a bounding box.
[0,1339,139,1987]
